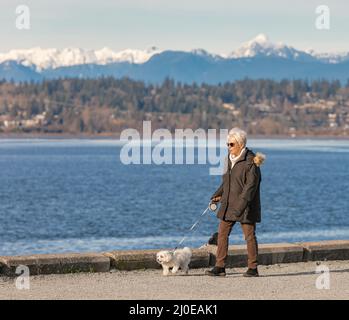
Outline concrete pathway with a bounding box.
[0,260,348,300]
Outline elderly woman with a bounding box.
[206,128,265,277]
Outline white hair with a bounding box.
[227,127,247,147]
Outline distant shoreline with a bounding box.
[0,133,349,140]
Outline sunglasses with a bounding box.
[226,142,235,148]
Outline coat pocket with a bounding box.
[232,197,248,217]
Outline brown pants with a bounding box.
[215,220,258,269]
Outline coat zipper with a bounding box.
[223,150,248,218]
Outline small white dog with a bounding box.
[156,247,192,276]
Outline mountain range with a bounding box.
[1,34,349,84]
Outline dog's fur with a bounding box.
[156,247,192,276]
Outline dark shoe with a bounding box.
[208,232,218,245]
[243,268,259,277]
[205,267,226,277]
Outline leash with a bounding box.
[172,201,218,251]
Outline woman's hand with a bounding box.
[211,196,222,202]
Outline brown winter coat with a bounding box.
[211,148,265,223]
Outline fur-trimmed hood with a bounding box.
[226,148,266,171]
[253,152,266,167]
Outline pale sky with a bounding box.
[0,0,348,54]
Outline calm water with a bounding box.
[0,138,349,256]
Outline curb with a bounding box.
[0,240,348,276]
[298,240,349,262]
[103,248,210,270]
[206,242,305,267]
[103,249,160,271]
[0,252,110,276]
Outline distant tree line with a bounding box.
[0,77,348,135]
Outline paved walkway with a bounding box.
[0,260,348,300]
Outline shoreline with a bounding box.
[0,133,349,140]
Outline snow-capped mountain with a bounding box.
[0,46,161,71]
[190,49,224,61]
[228,33,349,64]
[94,46,161,65]
[1,34,348,71]
[305,49,349,64]
[228,34,316,62]
[1,35,349,84]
